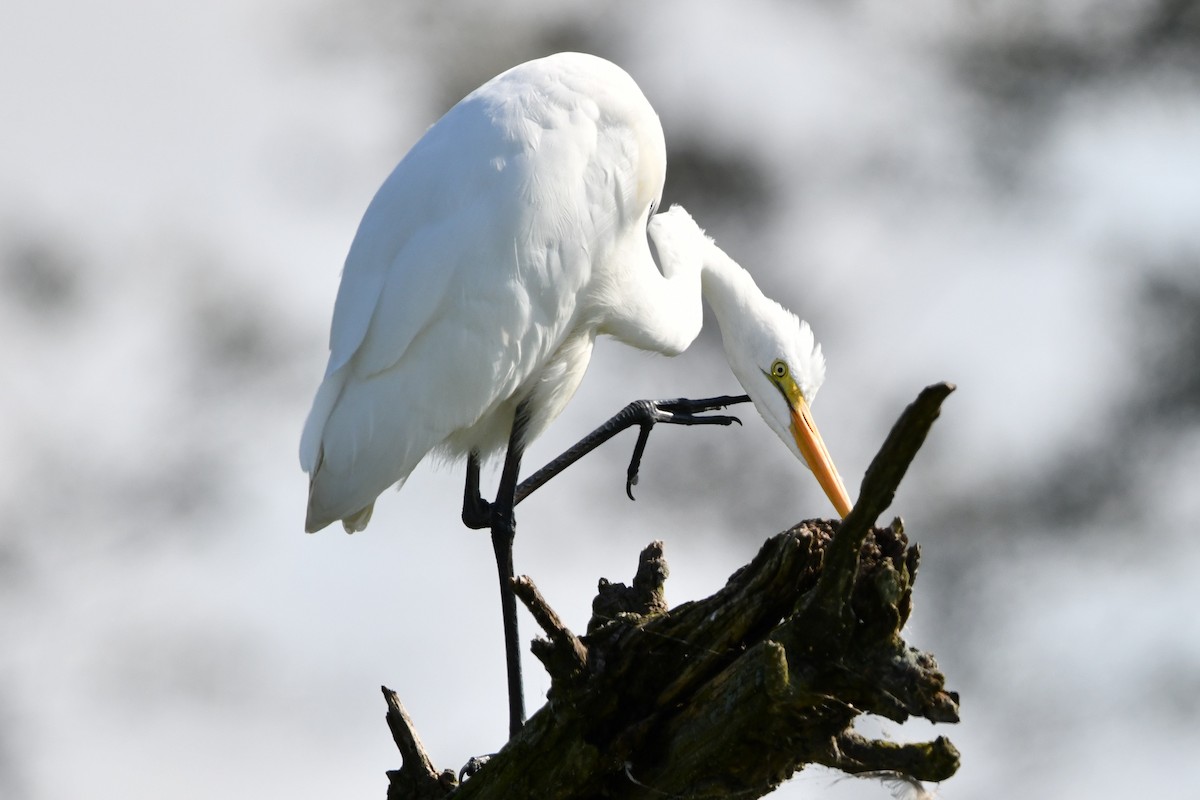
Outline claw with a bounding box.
[621,396,751,501]
[625,424,652,500]
[655,395,750,427]
[459,755,491,781]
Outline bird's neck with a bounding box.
[699,241,767,330]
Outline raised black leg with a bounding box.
[513,394,751,506]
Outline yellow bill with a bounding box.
[789,397,853,518]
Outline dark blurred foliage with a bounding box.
[1137,263,1200,423]
[924,261,1200,690]
[933,1,1200,535]
[660,139,776,242]
[953,0,1200,194]
[1,236,82,318]
[0,226,301,791]
[947,258,1200,539]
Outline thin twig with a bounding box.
[381,685,450,796]
[812,382,955,617]
[512,575,588,682]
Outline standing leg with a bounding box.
[491,405,530,738]
[457,394,748,738]
[459,446,526,736]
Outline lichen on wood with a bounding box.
[382,382,960,799]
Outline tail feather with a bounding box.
[301,360,424,533]
[304,469,377,534]
[301,362,380,533]
[341,503,374,533]
[300,364,349,473]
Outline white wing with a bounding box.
[300,53,653,531]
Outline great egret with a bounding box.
[300,52,853,737]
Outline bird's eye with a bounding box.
[771,360,788,379]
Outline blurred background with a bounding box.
[4,1,1199,798]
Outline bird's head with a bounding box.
[721,297,854,519]
[649,204,852,518]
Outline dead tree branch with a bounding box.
[382,382,960,799]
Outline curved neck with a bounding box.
[699,240,767,332]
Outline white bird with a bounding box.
[300,52,853,736]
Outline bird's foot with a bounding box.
[644,395,751,425]
[509,394,752,508]
[459,754,492,781]
[462,493,492,529]
[623,395,751,499]
[462,489,518,540]
[462,452,495,529]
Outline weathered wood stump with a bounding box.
[383,383,960,799]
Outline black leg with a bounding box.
[492,406,529,738]
[458,393,748,739]
[513,394,751,506]
[461,452,491,530]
